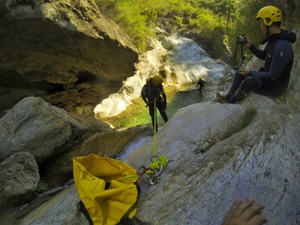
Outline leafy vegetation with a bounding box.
[95,1,228,57]
[95,0,277,64]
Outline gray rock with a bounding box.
[15,185,88,225]
[0,151,39,207]
[0,97,85,163]
[125,99,300,225]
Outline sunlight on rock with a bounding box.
[94,93,131,118]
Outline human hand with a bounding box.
[239,69,250,77]
[221,198,267,225]
[244,36,252,48]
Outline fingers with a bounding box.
[247,214,268,225]
[222,198,267,225]
[241,203,265,222]
[232,198,254,218]
[221,199,242,225]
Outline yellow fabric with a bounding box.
[73,154,139,225]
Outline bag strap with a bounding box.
[76,201,93,225]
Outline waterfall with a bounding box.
[94,33,227,119]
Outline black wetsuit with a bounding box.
[141,79,168,131]
[226,30,296,103]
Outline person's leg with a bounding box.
[156,100,168,123]
[148,103,157,130]
[225,72,245,100]
[254,80,284,97]
[228,77,262,103]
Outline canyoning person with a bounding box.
[196,76,206,93]
[141,72,168,132]
[216,5,297,104]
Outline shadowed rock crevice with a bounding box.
[0,17,138,115]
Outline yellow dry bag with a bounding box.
[73,154,140,225]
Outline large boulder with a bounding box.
[0,96,115,188]
[0,97,88,163]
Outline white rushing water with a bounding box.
[94,33,227,119]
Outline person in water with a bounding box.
[217,5,297,104]
[196,76,206,93]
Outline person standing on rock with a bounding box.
[141,71,168,132]
[216,5,297,104]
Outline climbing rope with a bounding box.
[137,99,168,185]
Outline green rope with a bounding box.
[145,99,168,178]
[153,99,157,156]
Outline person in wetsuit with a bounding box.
[141,74,168,132]
[217,5,297,104]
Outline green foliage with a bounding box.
[227,0,276,64]
[94,0,280,62]
[95,0,231,55]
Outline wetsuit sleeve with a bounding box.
[249,44,266,60]
[250,40,293,81]
[141,85,148,104]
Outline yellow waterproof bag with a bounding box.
[73,154,140,225]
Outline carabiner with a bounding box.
[149,164,163,178]
[149,176,160,185]
[137,165,149,175]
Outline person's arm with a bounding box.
[244,36,266,60]
[141,85,148,104]
[248,44,266,60]
[250,41,293,81]
[222,198,267,225]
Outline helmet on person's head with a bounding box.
[152,75,163,85]
[256,5,282,26]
